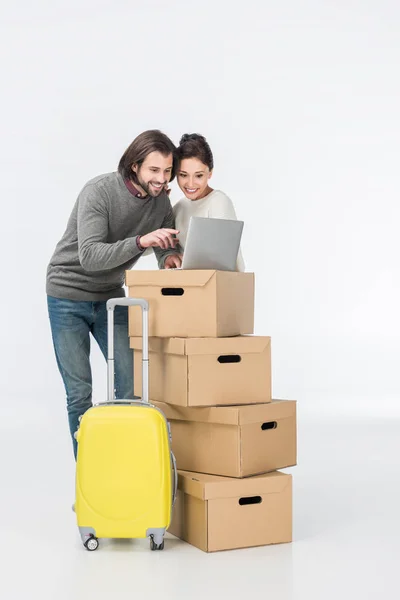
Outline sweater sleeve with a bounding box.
[77,185,143,272]
[208,192,246,272]
[153,201,183,269]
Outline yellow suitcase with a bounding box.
[74,298,177,551]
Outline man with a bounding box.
[46,130,182,458]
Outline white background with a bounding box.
[1,2,400,598]
[5,0,400,423]
[2,0,399,421]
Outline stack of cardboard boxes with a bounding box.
[126,269,297,553]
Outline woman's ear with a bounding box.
[208,169,213,180]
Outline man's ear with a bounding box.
[132,164,138,173]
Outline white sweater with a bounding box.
[173,190,245,272]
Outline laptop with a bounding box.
[179,216,244,271]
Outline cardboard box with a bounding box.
[130,336,271,407]
[169,470,292,552]
[154,400,297,477]
[125,269,254,338]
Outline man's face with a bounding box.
[133,151,173,197]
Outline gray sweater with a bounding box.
[46,172,179,301]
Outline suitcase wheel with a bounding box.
[150,536,164,551]
[84,535,99,551]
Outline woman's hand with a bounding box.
[164,254,182,269]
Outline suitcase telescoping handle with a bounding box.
[106,298,149,404]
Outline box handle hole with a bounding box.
[217,355,242,364]
[239,496,262,506]
[161,288,185,296]
[261,421,277,430]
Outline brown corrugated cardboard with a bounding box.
[130,336,271,407]
[125,269,254,338]
[154,399,297,477]
[169,470,292,552]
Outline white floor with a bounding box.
[2,411,399,600]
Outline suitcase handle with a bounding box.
[171,452,178,506]
[106,298,149,404]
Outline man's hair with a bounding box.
[176,133,214,170]
[118,130,177,183]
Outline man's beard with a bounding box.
[136,173,165,197]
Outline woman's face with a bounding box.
[177,157,212,200]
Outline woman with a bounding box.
[173,133,245,271]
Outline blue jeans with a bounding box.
[47,296,134,459]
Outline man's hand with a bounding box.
[164,254,182,269]
[139,229,179,250]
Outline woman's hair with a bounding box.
[176,133,214,170]
[118,129,177,183]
